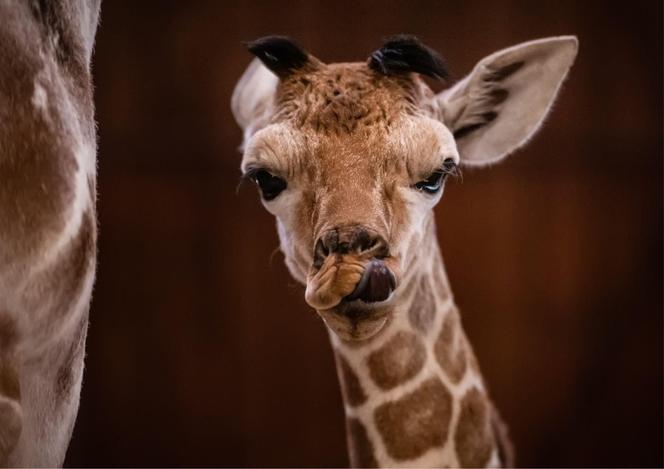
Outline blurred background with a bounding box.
[65,0,662,467]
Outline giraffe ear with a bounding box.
[231,58,279,144]
[232,37,314,145]
[436,36,578,166]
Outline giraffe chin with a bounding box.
[317,302,390,341]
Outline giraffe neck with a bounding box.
[330,218,507,468]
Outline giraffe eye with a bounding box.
[415,171,445,193]
[248,169,287,201]
[414,159,458,194]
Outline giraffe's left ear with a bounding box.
[436,36,578,166]
[232,36,314,146]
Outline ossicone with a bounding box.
[368,35,448,80]
[245,36,310,78]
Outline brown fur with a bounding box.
[20,208,96,346]
[0,362,20,404]
[241,59,450,316]
[491,406,515,468]
[455,388,496,468]
[407,276,436,333]
[337,355,367,407]
[434,308,468,383]
[367,331,426,390]
[0,1,99,465]
[0,1,96,268]
[275,63,433,134]
[234,33,581,467]
[229,35,586,467]
[0,19,77,264]
[374,378,453,460]
[0,316,17,352]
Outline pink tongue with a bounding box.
[345,259,396,303]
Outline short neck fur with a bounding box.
[329,216,512,468]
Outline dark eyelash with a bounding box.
[242,167,288,201]
[441,160,462,179]
[243,167,260,182]
[236,168,256,194]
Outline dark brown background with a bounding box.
[65,0,663,467]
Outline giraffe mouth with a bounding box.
[305,256,397,340]
[344,259,396,303]
[304,255,398,311]
[318,303,391,341]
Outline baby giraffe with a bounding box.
[232,35,577,467]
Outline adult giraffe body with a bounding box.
[0,1,100,466]
[232,35,577,467]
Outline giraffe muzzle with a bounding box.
[305,225,398,318]
[313,225,389,269]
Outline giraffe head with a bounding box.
[232,35,577,340]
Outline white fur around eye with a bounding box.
[260,183,296,214]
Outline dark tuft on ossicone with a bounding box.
[368,35,448,80]
[245,35,309,78]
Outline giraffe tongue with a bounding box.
[344,259,396,303]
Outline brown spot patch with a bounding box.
[0,359,20,402]
[0,315,17,352]
[0,314,19,402]
[455,388,495,468]
[346,417,377,468]
[434,308,467,383]
[374,378,453,460]
[336,354,367,407]
[0,4,95,266]
[407,277,436,333]
[367,331,425,390]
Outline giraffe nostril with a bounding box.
[349,228,388,257]
[314,226,389,268]
[365,236,389,259]
[353,229,373,252]
[363,236,381,253]
[313,239,328,269]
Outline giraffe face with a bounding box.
[233,35,578,340]
[240,63,459,340]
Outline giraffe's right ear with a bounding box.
[231,58,279,144]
